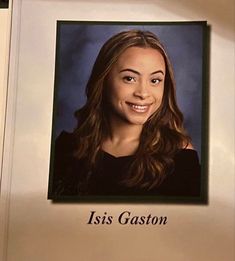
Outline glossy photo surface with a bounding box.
[48,21,208,202]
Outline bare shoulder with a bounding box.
[184,142,194,150]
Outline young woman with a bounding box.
[50,30,201,198]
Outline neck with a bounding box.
[106,115,143,144]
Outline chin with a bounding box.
[126,116,149,125]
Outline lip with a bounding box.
[126,102,152,113]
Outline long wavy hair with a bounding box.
[73,30,190,190]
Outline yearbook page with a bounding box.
[0,0,234,260]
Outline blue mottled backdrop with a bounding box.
[53,22,204,160]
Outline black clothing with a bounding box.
[50,131,201,198]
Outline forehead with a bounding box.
[114,46,166,71]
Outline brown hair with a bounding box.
[73,30,190,190]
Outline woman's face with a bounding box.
[106,46,166,126]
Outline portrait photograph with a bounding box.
[47,21,208,202]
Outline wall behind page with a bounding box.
[1,0,234,260]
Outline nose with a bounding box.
[133,82,150,99]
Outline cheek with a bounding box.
[109,85,129,104]
[106,80,120,103]
[109,88,126,109]
[159,92,164,103]
[153,87,164,102]
[110,88,121,102]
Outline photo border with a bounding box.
[48,20,209,204]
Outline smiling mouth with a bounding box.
[126,102,151,113]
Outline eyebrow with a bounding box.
[119,68,165,76]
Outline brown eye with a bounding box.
[151,78,161,84]
[123,76,135,82]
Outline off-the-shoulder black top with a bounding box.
[49,131,201,198]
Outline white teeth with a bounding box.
[131,105,147,109]
[128,103,149,112]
